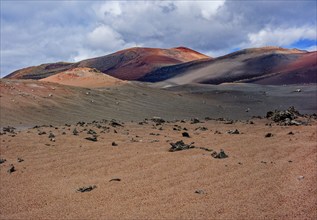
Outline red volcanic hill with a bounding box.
[5,47,210,81]
[141,46,316,85]
[5,46,316,85]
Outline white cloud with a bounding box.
[93,1,122,18]
[245,26,317,47]
[195,1,225,20]
[1,0,316,77]
[87,25,126,50]
[303,45,317,52]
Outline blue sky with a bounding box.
[1,0,316,77]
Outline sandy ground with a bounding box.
[0,118,316,219]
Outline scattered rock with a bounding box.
[149,133,160,136]
[211,149,228,159]
[214,130,222,134]
[195,189,205,194]
[297,176,304,180]
[17,158,24,163]
[138,120,149,125]
[173,125,182,131]
[150,140,159,143]
[151,117,165,125]
[287,131,294,135]
[7,164,16,174]
[131,138,139,142]
[182,132,190,138]
[109,178,121,182]
[85,136,97,142]
[198,147,213,152]
[261,161,267,164]
[3,126,16,134]
[224,120,234,124]
[76,185,97,193]
[195,127,208,131]
[0,158,6,164]
[289,120,302,126]
[109,120,123,127]
[87,129,96,135]
[73,128,78,135]
[266,106,301,125]
[77,121,85,127]
[38,131,46,135]
[288,160,293,163]
[227,129,239,134]
[48,133,55,138]
[265,133,273,138]
[191,118,200,124]
[112,142,118,146]
[169,140,195,152]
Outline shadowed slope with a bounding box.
[5,62,73,80]
[141,47,316,85]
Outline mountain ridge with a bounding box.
[5,46,316,85]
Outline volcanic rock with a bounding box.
[211,149,228,159]
[76,185,97,193]
[169,140,195,152]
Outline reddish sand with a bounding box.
[0,118,316,219]
[40,67,124,88]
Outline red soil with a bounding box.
[40,67,124,88]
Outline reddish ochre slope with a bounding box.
[40,67,124,88]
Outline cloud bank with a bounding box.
[1,0,316,77]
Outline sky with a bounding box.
[1,0,316,77]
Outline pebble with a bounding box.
[297,176,304,180]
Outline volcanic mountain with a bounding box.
[5,46,316,85]
[140,47,317,85]
[5,47,209,80]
